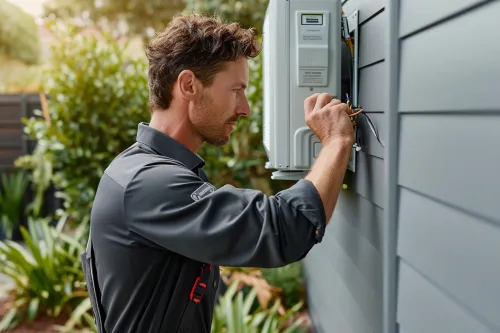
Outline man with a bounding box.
[86,13,354,333]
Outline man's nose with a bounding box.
[237,96,251,117]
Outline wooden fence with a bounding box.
[0,94,39,172]
[0,93,58,240]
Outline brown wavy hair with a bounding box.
[145,13,262,112]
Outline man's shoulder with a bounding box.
[103,145,194,190]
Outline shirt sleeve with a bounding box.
[123,163,327,268]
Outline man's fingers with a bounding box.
[304,93,321,113]
[341,103,351,115]
[315,93,334,109]
[325,98,341,108]
[327,102,350,117]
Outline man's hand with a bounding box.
[304,93,354,147]
[304,93,354,224]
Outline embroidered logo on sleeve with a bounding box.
[191,182,216,201]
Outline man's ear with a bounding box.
[177,70,202,101]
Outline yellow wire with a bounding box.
[346,38,354,56]
[341,10,354,56]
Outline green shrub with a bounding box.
[19,22,150,224]
[212,281,308,333]
[184,0,270,33]
[262,262,306,310]
[0,170,29,239]
[0,217,88,330]
[0,0,41,65]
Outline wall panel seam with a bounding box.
[355,191,384,210]
[359,59,385,70]
[399,110,500,114]
[398,185,500,227]
[399,0,494,40]
[359,8,385,27]
[398,257,500,332]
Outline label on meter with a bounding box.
[296,10,329,87]
[299,69,327,85]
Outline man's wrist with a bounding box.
[323,136,353,152]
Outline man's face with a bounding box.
[189,57,251,146]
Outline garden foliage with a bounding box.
[0,0,41,65]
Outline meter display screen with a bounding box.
[301,14,323,25]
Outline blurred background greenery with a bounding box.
[0,0,310,332]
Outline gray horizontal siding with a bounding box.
[399,0,489,37]
[398,188,500,330]
[304,255,355,333]
[397,260,496,333]
[353,152,384,208]
[324,234,381,333]
[393,1,500,333]
[343,0,385,24]
[332,218,382,296]
[305,188,384,333]
[333,190,383,289]
[398,114,500,224]
[335,186,384,251]
[359,11,386,67]
[398,0,500,112]
[304,1,386,333]
[359,61,386,111]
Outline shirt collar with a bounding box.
[135,122,205,170]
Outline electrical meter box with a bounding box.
[263,0,342,180]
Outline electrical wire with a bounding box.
[350,108,363,117]
[341,10,384,150]
[345,38,354,56]
[341,10,354,57]
[361,112,385,148]
[346,93,385,148]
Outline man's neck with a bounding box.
[149,110,203,153]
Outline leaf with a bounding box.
[0,239,34,272]
[27,297,40,322]
[250,311,268,328]
[226,271,283,309]
[63,297,93,330]
[282,319,307,333]
[243,287,257,316]
[278,302,304,327]
[0,308,17,331]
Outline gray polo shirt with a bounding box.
[89,122,326,332]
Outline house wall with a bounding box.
[388,1,500,333]
[303,1,387,332]
[303,1,500,333]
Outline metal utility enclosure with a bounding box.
[262,0,342,180]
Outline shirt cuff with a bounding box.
[278,179,327,243]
